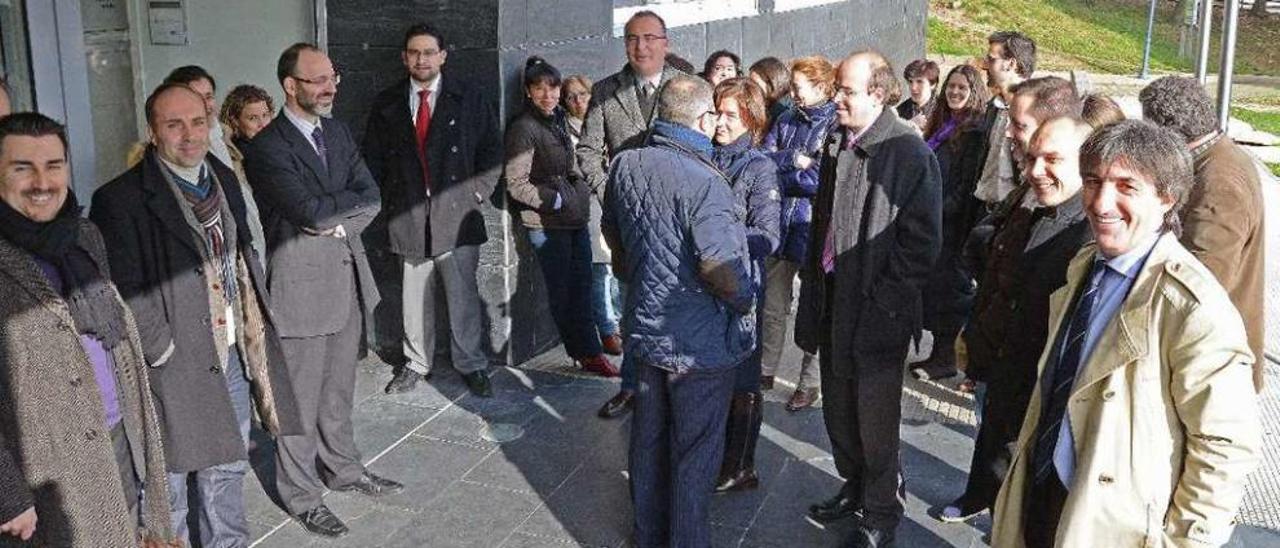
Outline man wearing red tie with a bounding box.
[363,23,503,397]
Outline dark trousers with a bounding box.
[818,348,906,530]
[1022,472,1069,548]
[954,361,1036,512]
[275,293,366,514]
[630,363,735,548]
[527,228,603,358]
[619,281,639,392]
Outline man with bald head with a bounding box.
[244,43,400,538]
[604,73,753,547]
[794,50,941,547]
[940,117,1094,524]
[92,82,303,546]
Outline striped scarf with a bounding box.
[173,166,238,306]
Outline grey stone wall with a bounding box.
[327,0,927,366]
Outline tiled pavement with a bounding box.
[240,329,1279,547]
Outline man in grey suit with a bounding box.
[578,9,684,419]
[243,43,402,538]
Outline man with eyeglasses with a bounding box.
[364,22,502,398]
[580,9,687,420]
[795,50,941,548]
[244,42,403,538]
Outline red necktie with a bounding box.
[415,89,432,191]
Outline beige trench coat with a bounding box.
[991,234,1260,548]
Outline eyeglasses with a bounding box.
[406,48,442,60]
[624,33,667,46]
[293,72,342,86]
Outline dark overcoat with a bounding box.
[921,119,989,334]
[0,221,172,546]
[794,109,942,375]
[362,76,502,260]
[91,149,303,473]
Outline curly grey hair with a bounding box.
[1138,76,1216,143]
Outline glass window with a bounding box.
[0,0,35,112]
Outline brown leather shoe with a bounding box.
[786,387,820,411]
[602,334,623,356]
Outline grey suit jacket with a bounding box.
[243,112,382,338]
[576,64,682,194]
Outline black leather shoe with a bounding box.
[296,505,348,538]
[597,390,634,419]
[385,367,428,394]
[463,371,492,397]
[334,472,404,497]
[844,524,895,548]
[807,492,862,525]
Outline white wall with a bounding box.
[128,0,316,135]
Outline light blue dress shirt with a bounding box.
[1053,233,1161,488]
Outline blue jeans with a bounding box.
[528,228,603,358]
[168,347,251,548]
[591,263,620,337]
[630,363,735,547]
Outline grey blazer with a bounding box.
[243,113,382,338]
[575,64,683,194]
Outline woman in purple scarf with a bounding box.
[913,64,990,382]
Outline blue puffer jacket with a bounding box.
[602,120,756,373]
[714,134,782,264]
[761,100,838,263]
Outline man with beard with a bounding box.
[364,23,504,397]
[244,43,402,538]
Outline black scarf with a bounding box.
[0,193,126,349]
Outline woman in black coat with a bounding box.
[504,57,616,378]
[913,64,990,381]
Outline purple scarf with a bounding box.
[926,118,959,150]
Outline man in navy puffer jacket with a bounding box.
[602,74,754,548]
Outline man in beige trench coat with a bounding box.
[991,120,1261,547]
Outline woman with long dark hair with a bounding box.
[913,64,991,382]
[749,57,793,130]
[710,77,781,493]
[504,57,616,378]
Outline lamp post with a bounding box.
[1194,0,1214,84]
[1216,0,1241,131]
[1139,0,1159,79]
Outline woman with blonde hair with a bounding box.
[758,55,837,411]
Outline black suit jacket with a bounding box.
[362,75,502,260]
[90,148,303,472]
[243,112,382,338]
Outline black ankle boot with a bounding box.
[716,391,762,493]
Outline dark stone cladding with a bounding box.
[327,0,927,366]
